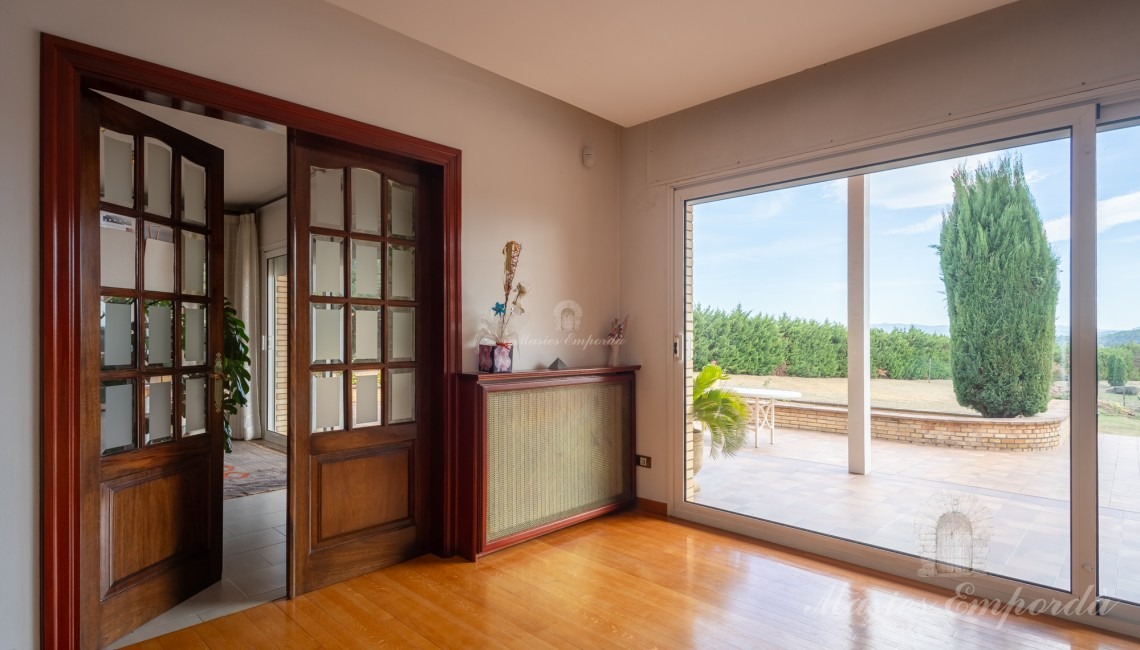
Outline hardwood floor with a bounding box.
[127,511,1140,649]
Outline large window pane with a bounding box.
[687,177,849,521]
[685,135,1074,593]
[868,136,1071,590]
[1097,121,1140,605]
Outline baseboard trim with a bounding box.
[636,497,668,517]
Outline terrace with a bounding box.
[691,393,1140,601]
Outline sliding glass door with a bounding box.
[672,101,1140,633]
[685,132,1074,590]
[1097,120,1140,607]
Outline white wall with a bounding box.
[620,0,1140,503]
[1,0,621,644]
[259,197,288,254]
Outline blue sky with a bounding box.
[693,125,1140,331]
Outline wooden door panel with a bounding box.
[103,459,209,589]
[81,91,225,647]
[301,527,419,593]
[316,446,412,541]
[98,552,213,648]
[290,133,435,595]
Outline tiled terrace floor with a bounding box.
[691,420,1140,602]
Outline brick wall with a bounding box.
[757,401,1066,451]
[273,274,288,435]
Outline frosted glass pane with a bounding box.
[146,301,173,367]
[352,307,380,362]
[389,180,415,239]
[351,240,381,298]
[100,212,136,289]
[144,138,172,217]
[312,372,343,432]
[388,245,415,300]
[184,376,207,436]
[351,168,382,233]
[101,298,134,369]
[183,304,207,365]
[101,129,134,208]
[311,167,344,229]
[101,381,135,455]
[353,372,381,427]
[144,223,175,292]
[146,378,173,445]
[388,307,414,362]
[182,232,207,296]
[312,236,343,296]
[388,369,415,424]
[312,305,344,364]
[182,159,207,225]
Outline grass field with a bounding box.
[722,373,1140,436]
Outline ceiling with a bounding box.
[104,93,287,210]
[324,0,1016,127]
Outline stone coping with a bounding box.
[755,400,1068,451]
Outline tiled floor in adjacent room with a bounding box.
[108,488,287,649]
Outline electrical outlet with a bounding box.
[636,455,652,468]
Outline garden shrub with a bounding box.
[937,156,1059,417]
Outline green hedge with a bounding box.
[693,305,951,380]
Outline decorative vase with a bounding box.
[478,343,514,372]
[477,344,494,372]
[492,342,513,373]
[607,341,621,367]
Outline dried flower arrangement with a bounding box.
[605,316,628,366]
[477,241,528,372]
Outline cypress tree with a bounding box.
[937,155,1059,417]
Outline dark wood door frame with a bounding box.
[41,34,462,649]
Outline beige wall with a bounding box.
[1,0,620,644]
[259,197,288,254]
[620,0,1140,503]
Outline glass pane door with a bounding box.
[1097,120,1140,605]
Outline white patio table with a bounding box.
[726,387,803,446]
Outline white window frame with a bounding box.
[668,100,1140,637]
[262,246,287,444]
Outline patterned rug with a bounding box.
[224,440,287,499]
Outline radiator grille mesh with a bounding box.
[486,381,631,543]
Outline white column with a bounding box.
[848,175,871,475]
[1070,105,1098,600]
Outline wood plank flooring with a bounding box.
[127,511,1140,649]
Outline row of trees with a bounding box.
[692,305,952,380]
[695,301,1138,384]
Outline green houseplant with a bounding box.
[691,363,750,477]
[221,299,252,453]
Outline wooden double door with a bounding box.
[78,93,437,647]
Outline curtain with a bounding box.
[224,213,263,441]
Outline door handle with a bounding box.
[211,352,224,414]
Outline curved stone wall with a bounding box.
[754,401,1067,451]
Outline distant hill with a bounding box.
[1101,328,1140,346]
[871,323,950,336]
[873,323,1140,347]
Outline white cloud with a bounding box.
[1099,190,1140,232]
[1044,216,1070,243]
[696,235,844,265]
[885,213,943,235]
[1042,189,1140,243]
[870,151,1004,210]
[821,179,846,204]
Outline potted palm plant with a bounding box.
[691,362,750,479]
[220,299,252,453]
